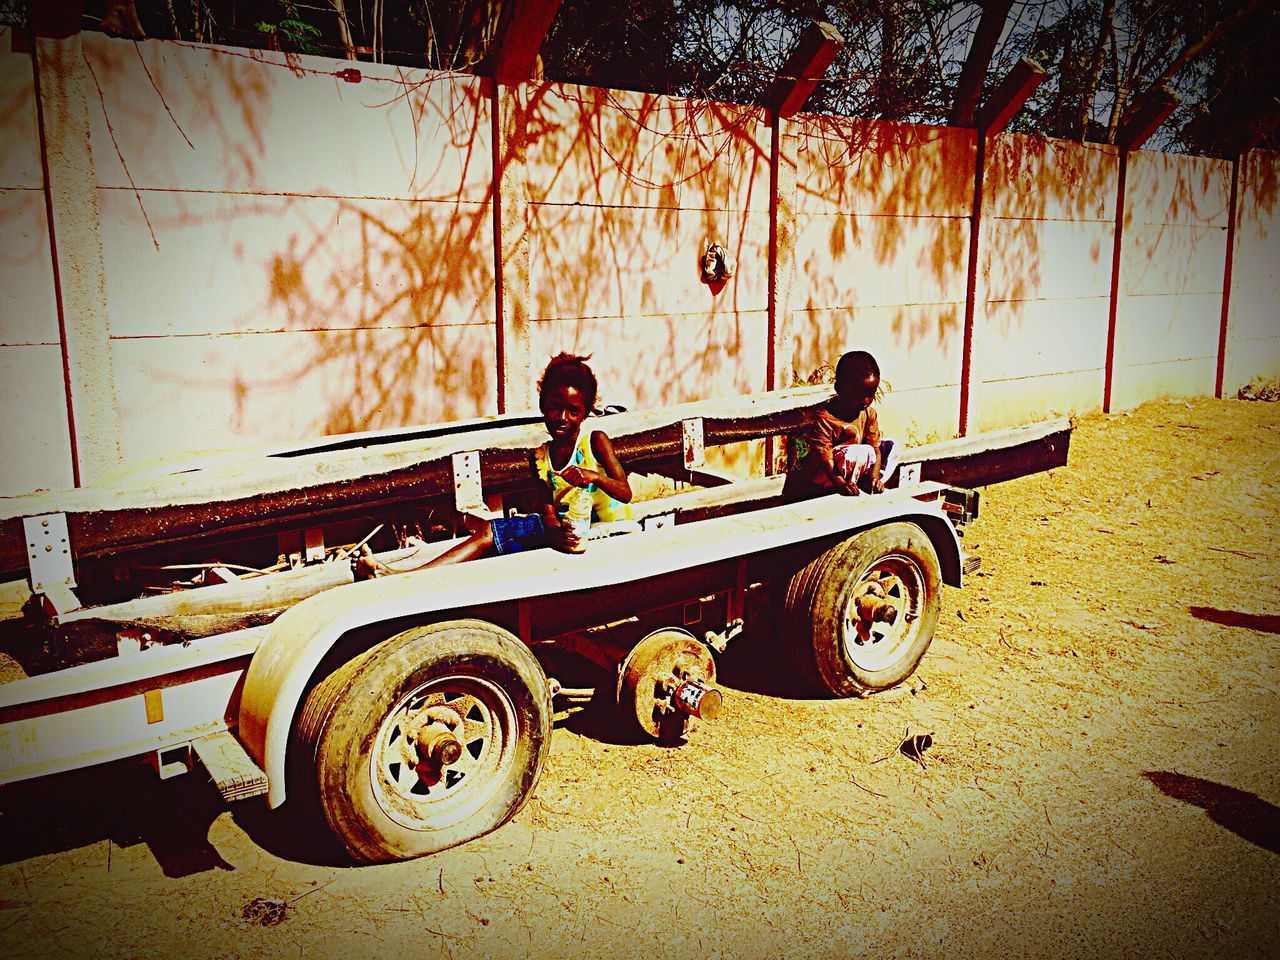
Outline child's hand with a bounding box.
[352,544,387,580]
[869,476,885,494]
[835,477,862,497]
[546,523,583,553]
[557,465,599,488]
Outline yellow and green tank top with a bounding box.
[535,429,630,523]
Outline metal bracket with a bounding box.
[452,451,500,521]
[452,451,483,512]
[304,528,326,564]
[23,513,75,593]
[899,462,922,486]
[682,418,705,470]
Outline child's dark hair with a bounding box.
[836,350,880,384]
[538,353,598,410]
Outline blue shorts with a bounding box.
[491,513,548,555]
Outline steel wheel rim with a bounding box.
[841,553,924,673]
[370,674,518,831]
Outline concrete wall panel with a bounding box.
[794,215,969,311]
[527,311,768,411]
[1126,150,1231,228]
[98,190,494,338]
[791,118,974,218]
[791,302,962,442]
[1121,224,1227,297]
[976,137,1118,427]
[1113,148,1233,409]
[985,135,1118,223]
[0,30,42,189]
[111,324,496,461]
[978,299,1110,381]
[0,344,76,494]
[1109,357,1217,411]
[791,303,962,385]
[1116,293,1223,367]
[1222,151,1280,393]
[976,370,1106,432]
[974,298,1108,431]
[527,84,770,213]
[82,35,490,202]
[2,34,81,495]
[527,205,767,321]
[0,188,60,346]
[875,385,962,445]
[984,218,1114,303]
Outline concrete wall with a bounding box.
[1222,150,1280,394]
[521,84,772,410]
[973,135,1119,431]
[1111,149,1232,410]
[81,35,496,466]
[0,28,76,494]
[789,117,974,442]
[2,33,1278,496]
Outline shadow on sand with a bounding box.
[1144,771,1280,855]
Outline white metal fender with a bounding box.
[239,487,963,807]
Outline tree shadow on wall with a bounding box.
[84,37,499,438]
[263,79,779,422]
[518,83,776,409]
[789,121,1124,395]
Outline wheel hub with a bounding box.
[841,555,924,672]
[616,629,723,741]
[370,676,518,831]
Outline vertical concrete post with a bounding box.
[31,34,121,483]
[766,114,798,471]
[490,79,534,413]
[1214,154,1241,399]
[957,131,986,437]
[1102,150,1129,413]
[768,114,798,394]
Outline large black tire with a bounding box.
[783,522,942,698]
[295,619,551,863]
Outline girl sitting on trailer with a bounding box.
[354,353,632,577]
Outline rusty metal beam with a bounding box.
[950,0,1015,127]
[974,57,1046,133]
[1116,85,1180,150]
[765,21,844,119]
[488,0,563,85]
[0,400,827,577]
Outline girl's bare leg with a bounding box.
[421,519,494,568]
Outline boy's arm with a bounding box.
[813,412,859,496]
[558,431,633,502]
[865,407,884,493]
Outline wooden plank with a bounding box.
[192,730,267,801]
[765,21,844,119]
[974,58,1046,134]
[950,0,1015,127]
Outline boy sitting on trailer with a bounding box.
[784,350,900,500]
[354,353,632,577]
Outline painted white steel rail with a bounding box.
[0,627,265,784]
[242,485,962,808]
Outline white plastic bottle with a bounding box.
[562,484,592,553]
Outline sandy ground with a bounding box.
[0,396,1277,960]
